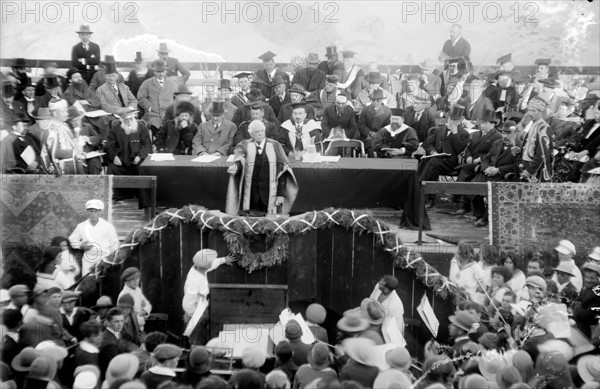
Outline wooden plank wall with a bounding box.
[101,225,455,350]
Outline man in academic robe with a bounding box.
[338,51,364,100]
[280,102,323,158]
[292,53,326,102]
[373,108,419,159]
[404,90,437,143]
[192,100,237,156]
[268,76,291,118]
[96,56,138,114]
[547,98,584,148]
[233,101,291,153]
[157,42,191,83]
[318,46,345,79]
[354,72,396,115]
[1,112,43,174]
[226,119,298,215]
[321,95,357,139]
[277,84,316,124]
[137,60,178,135]
[357,89,392,157]
[71,25,100,85]
[231,72,253,110]
[253,51,290,99]
[440,24,471,64]
[495,71,519,113]
[520,98,554,182]
[420,104,470,208]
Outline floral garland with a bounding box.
[224,232,289,273]
[104,205,467,301]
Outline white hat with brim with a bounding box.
[588,246,600,261]
[554,240,576,255]
[106,353,139,385]
[342,337,376,366]
[478,350,507,381]
[193,249,218,269]
[577,355,600,383]
[554,261,576,277]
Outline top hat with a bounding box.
[76,25,93,34]
[104,55,118,74]
[12,58,27,68]
[449,104,465,120]
[480,108,499,124]
[535,58,551,66]
[367,72,381,84]
[306,53,320,63]
[325,46,338,57]
[220,79,232,91]
[341,50,356,59]
[2,81,16,98]
[370,89,384,101]
[43,75,61,89]
[134,52,143,63]
[153,60,167,72]
[210,100,225,115]
[157,42,171,53]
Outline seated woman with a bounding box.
[449,241,485,303]
[500,251,526,295]
[35,246,72,290]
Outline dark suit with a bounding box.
[71,41,101,84]
[1,100,26,130]
[233,104,279,127]
[420,124,470,182]
[318,60,344,79]
[373,125,419,158]
[163,102,203,126]
[1,334,23,365]
[321,104,357,139]
[277,102,315,124]
[164,57,190,82]
[441,37,471,60]
[126,69,154,99]
[269,93,291,118]
[232,120,291,153]
[463,129,502,161]
[496,84,519,112]
[254,69,290,99]
[404,106,437,143]
[98,329,137,378]
[34,75,68,97]
[292,68,326,93]
[358,105,391,157]
[155,119,198,154]
[579,119,600,156]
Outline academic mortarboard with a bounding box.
[258,51,276,62]
[496,53,512,65]
[535,58,551,66]
[234,72,252,79]
[341,51,356,59]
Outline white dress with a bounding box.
[449,258,486,303]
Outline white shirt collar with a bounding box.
[255,139,266,149]
[107,327,120,339]
[386,123,409,136]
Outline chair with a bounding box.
[324,139,365,158]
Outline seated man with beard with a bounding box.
[155,101,198,155]
[373,108,419,158]
[105,108,152,207]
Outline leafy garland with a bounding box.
[103,205,468,302]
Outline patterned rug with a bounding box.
[1,175,113,245]
[490,183,600,256]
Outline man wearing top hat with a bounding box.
[5,58,32,101]
[373,108,419,159]
[439,58,462,99]
[96,56,138,115]
[63,67,93,107]
[17,78,36,121]
[137,60,179,135]
[71,25,100,85]
[338,51,365,100]
[163,85,204,126]
[64,105,104,174]
[34,62,68,98]
[355,72,396,116]
[420,104,470,208]
[126,52,154,99]
[291,53,326,100]
[253,51,290,98]
[277,84,316,124]
[268,75,291,118]
[440,24,471,65]
[155,101,199,155]
[318,45,345,79]
[105,109,152,207]
[192,100,237,156]
[87,55,126,95]
[227,119,298,215]
[357,89,392,157]
[321,95,357,139]
[34,74,65,110]
[233,101,291,153]
[157,42,190,83]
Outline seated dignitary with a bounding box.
[105,108,151,207]
[154,101,198,154]
[0,112,43,174]
[404,90,437,143]
[520,98,554,182]
[96,56,138,114]
[357,89,392,157]
[291,53,326,101]
[233,101,291,153]
[280,102,323,158]
[420,104,470,208]
[354,71,396,116]
[226,119,298,215]
[277,84,316,124]
[268,75,291,118]
[137,59,178,135]
[373,108,419,158]
[192,100,237,156]
[232,88,279,127]
[317,75,345,111]
[321,95,357,139]
[163,84,204,125]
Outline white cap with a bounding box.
[589,246,600,262]
[554,240,576,256]
[335,95,348,104]
[85,199,104,211]
[73,371,98,389]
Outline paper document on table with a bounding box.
[191,155,221,163]
[421,153,451,159]
[150,153,175,161]
[84,110,111,118]
[320,156,340,162]
[20,146,35,166]
[417,294,439,337]
[382,318,407,347]
[84,151,105,159]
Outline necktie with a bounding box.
[267,73,272,82]
[214,123,219,132]
[83,43,88,51]
[337,110,342,118]
[114,86,126,107]
[295,125,304,152]
[256,143,262,155]
[415,112,421,122]
[158,79,163,88]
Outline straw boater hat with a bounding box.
[337,314,369,333]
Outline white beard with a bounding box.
[122,121,139,135]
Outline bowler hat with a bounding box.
[367,72,381,84]
[134,51,143,63]
[501,120,517,132]
[370,89,384,101]
[76,25,93,34]
[307,342,331,370]
[307,53,320,63]
[27,356,57,382]
[186,346,211,374]
[91,295,113,310]
[157,42,171,53]
[176,101,195,116]
[43,75,61,89]
[12,58,27,68]
[104,55,118,75]
[153,60,167,72]
[481,108,499,124]
[449,104,465,120]
[193,249,218,269]
[121,267,140,282]
[153,344,182,362]
[325,46,338,57]
[271,75,286,86]
[66,67,82,81]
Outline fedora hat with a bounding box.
[342,337,376,366]
[449,311,477,332]
[419,58,438,70]
[360,298,385,325]
[11,347,39,372]
[325,46,338,57]
[153,60,167,72]
[43,75,61,89]
[307,53,320,63]
[76,25,93,34]
[480,108,499,124]
[104,55,118,75]
[370,89,384,101]
[27,356,57,382]
[157,42,171,53]
[337,314,369,333]
[307,342,331,370]
[106,353,139,385]
[367,72,381,84]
